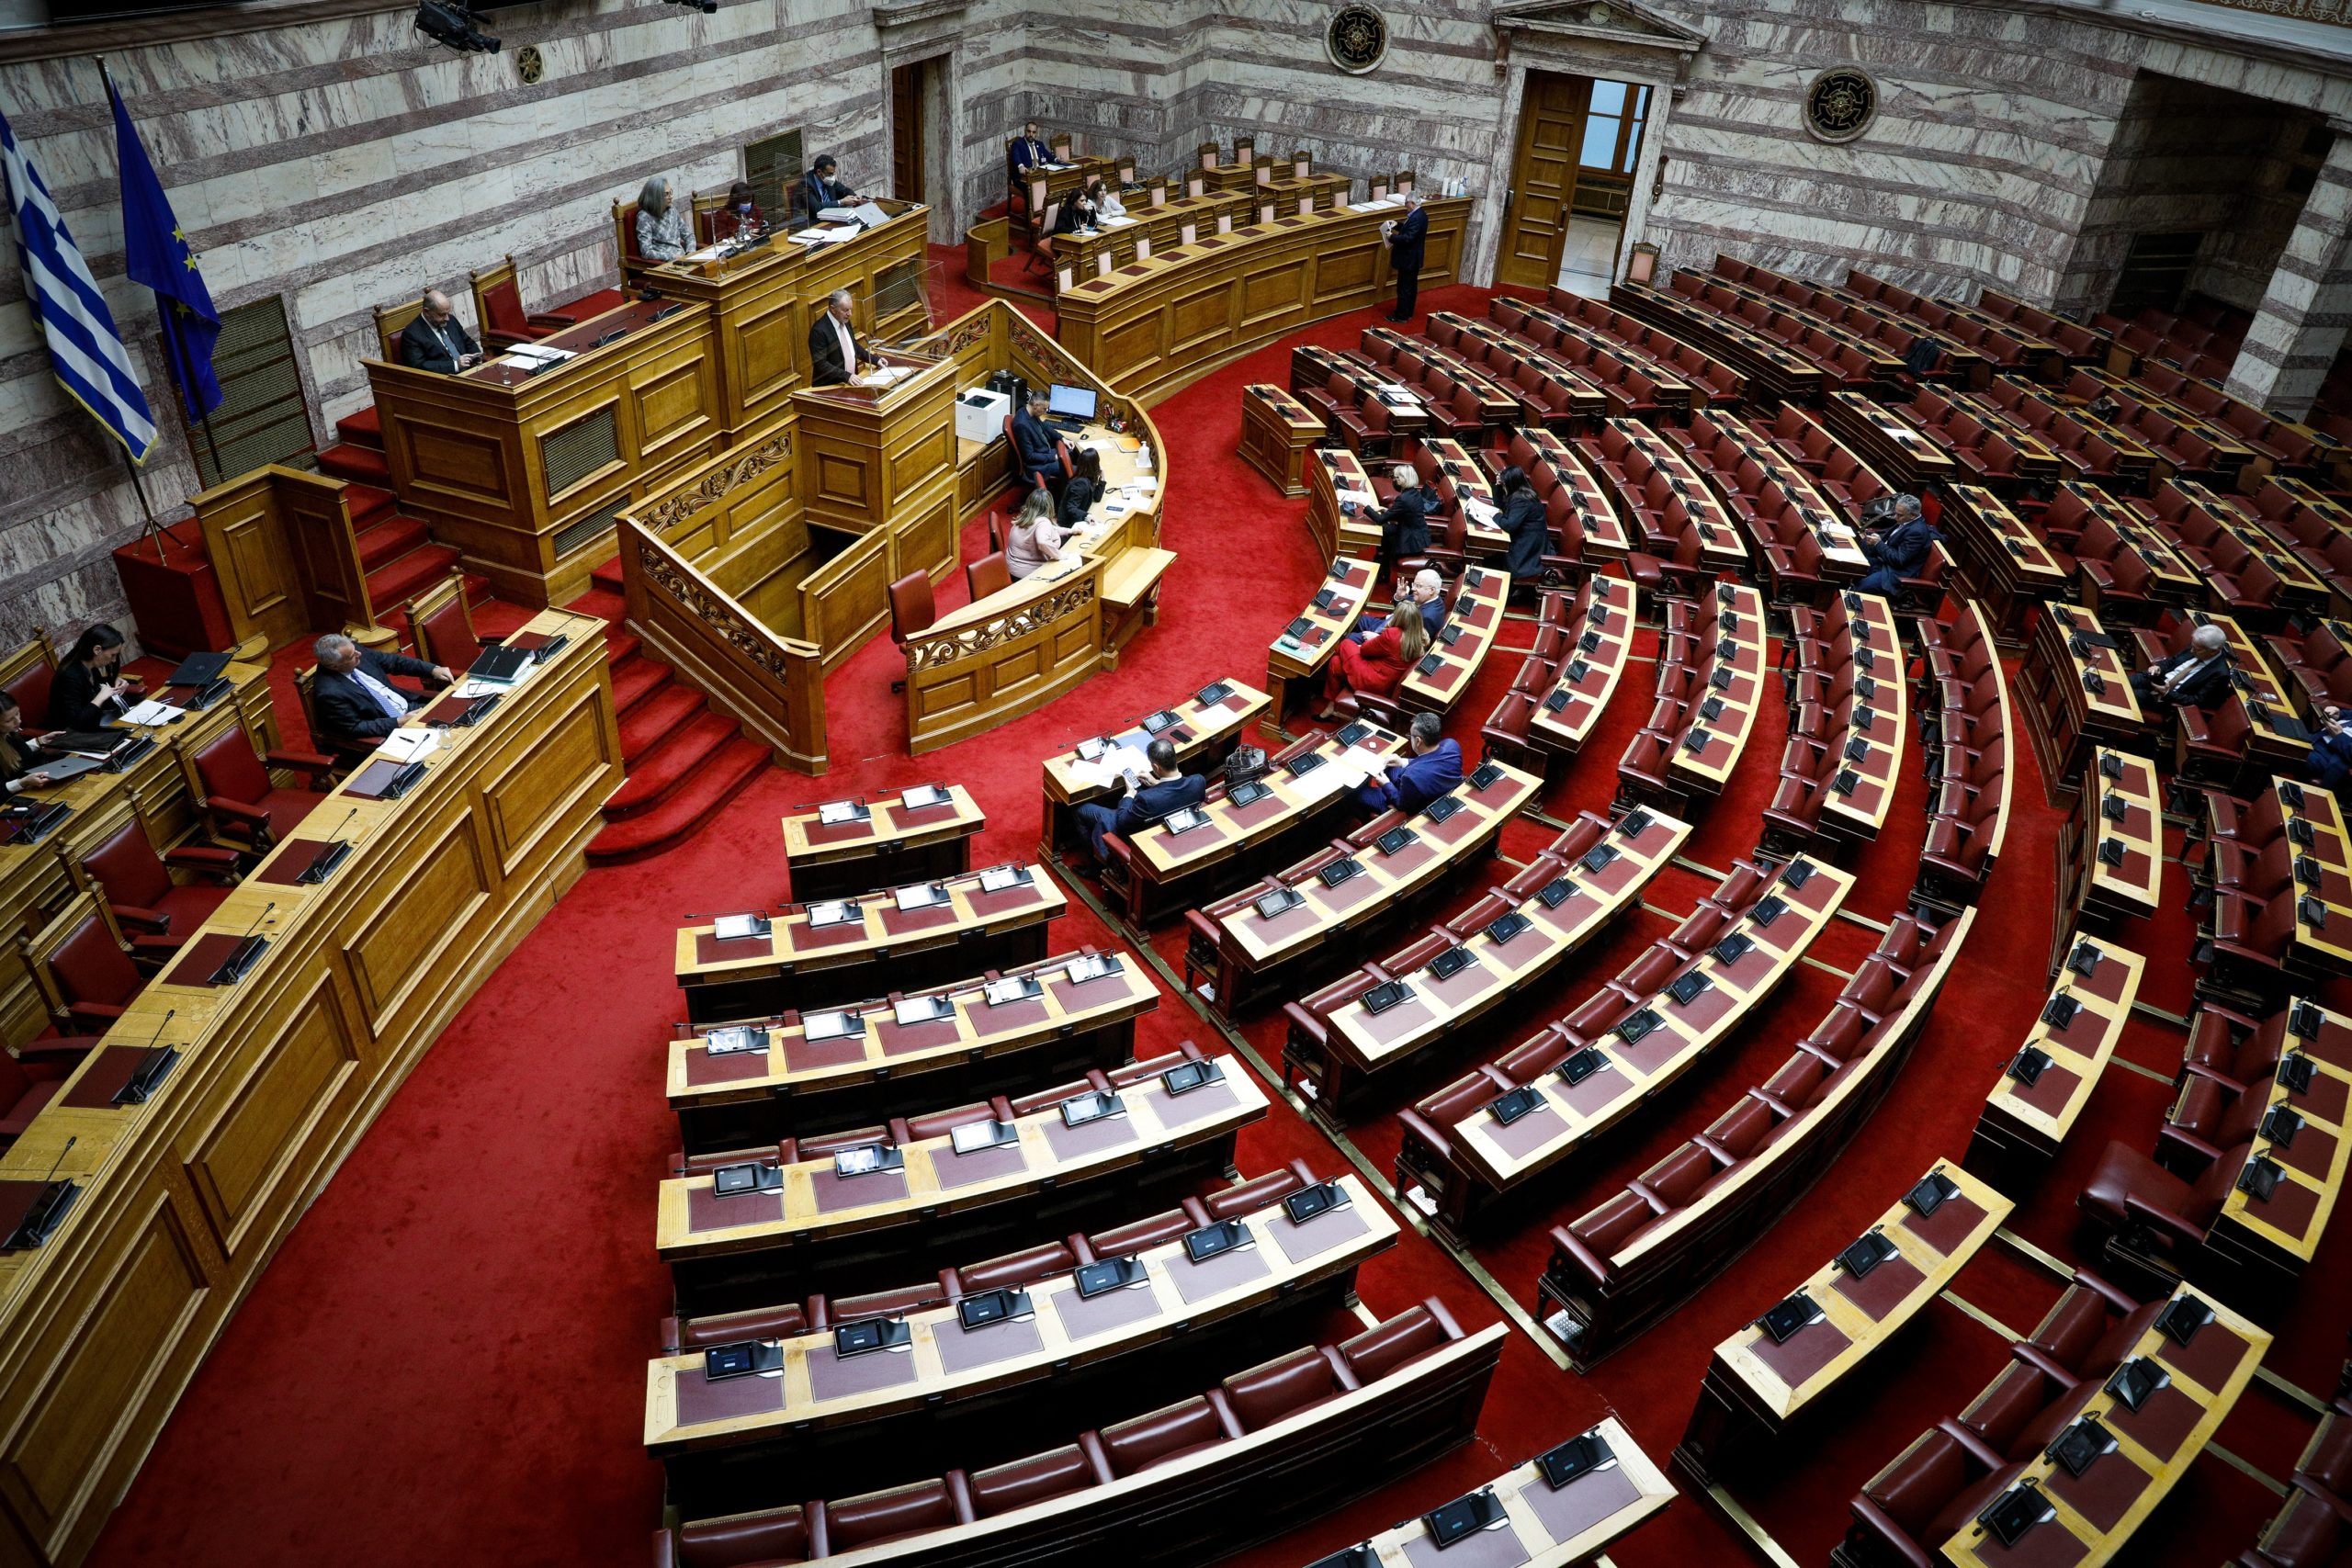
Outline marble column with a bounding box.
[2227,119,2352,419]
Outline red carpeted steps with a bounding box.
[557,584,772,863]
[315,412,485,626]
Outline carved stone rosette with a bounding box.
[906,580,1097,671]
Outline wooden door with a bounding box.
[890,62,924,202]
[1496,72,1587,290]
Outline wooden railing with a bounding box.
[617,437,829,774]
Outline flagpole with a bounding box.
[118,445,174,559]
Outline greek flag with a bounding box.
[1,106,158,463]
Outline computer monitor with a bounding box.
[1046,383,1099,420]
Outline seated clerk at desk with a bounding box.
[1351,568,1447,645]
[808,289,871,388]
[2131,623,2233,712]
[1058,446,1104,528]
[1007,490,1077,581]
[51,624,138,732]
[1360,711,1462,815]
[711,180,764,243]
[0,695,70,794]
[1075,737,1205,861]
[399,289,481,375]
[1012,390,1069,497]
[310,633,453,742]
[636,175,693,264]
[1052,183,1100,236]
[1007,121,1052,182]
[1090,176,1127,220]
[797,156,856,226]
[2308,705,2352,796]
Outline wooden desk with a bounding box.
[2282,781,2352,980]
[1612,419,1747,572]
[0,611,618,1568]
[1966,935,2144,1190]
[1238,383,1326,497]
[646,1171,1396,1511]
[1816,594,1909,843]
[1283,808,1690,1119]
[1936,1284,2268,1568]
[2188,610,2312,774]
[1941,484,2070,642]
[673,862,1066,1025]
[1188,756,1541,1014]
[1398,566,1510,716]
[1266,556,1382,725]
[2060,749,2165,939]
[664,945,1159,1151]
[1518,427,1633,559]
[1672,582,1770,798]
[1696,412,1868,575]
[1040,681,1268,855]
[1676,1158,2010,1483]
[1529,575,1639,757]
[368,299,723,607]
[2019,604,2146,809]
[1057,195,1472,403]
[1400,858,1854,1236]
[1334,1418,1675,1568]
[780,784,983,902]
[0,658,277,1048]
[2068,482,2204,609]
[792,347,962,604]
[900,420,1169,755]
[2206,998,2350,1298]
[639,199,932,438]
[654,1055,1270,1309]
[1046,190,1253,284]
[1821,387,1961,491]
[1611,280,1826,401]
[1120,725,1404,926]
[1441,317,1609,423]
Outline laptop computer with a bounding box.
[164,651,232,688]
[469,645,531,683]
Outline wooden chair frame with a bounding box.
[372,298,424,362]
[402,570,477,666]
[18,886,134,1033]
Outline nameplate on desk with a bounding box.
[1058,1089,1125,1127]
[807,901,862,929]
[818,800,871,826]
[297,840,353,884]
[984,976,1042,1007]
[1067,953,1124,984]
[831,1143,902,1178]
[704,1026,765,1056]
[802,1010,865,1043]
[978,864,1032,894]
[713,913,772,941]
[894,883,948,912]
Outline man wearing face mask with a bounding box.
[712,180,764,243]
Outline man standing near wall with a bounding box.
[1383,193,1428,322]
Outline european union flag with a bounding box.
[109,72,220,422]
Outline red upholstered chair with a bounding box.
[664,1506,810,1568]
[185,727,334,853]
[888,572,936,695]
[1222,1346,1356,1430]
[821,1478,970,1553]
[24,895,145,1034]
[1846,1425,2021,1568]
[0,631,58,737]
[966,1442,1107,1519]
[406,571,485,673]
[1337,1297,1463,1382]
[659,1300,808,1355]
[75,818,239,969]
[965,552,1011,603]
[2076,1136,2251,1267]
[467,255,569,352]
[0,1035,97,1152]
[1097,1394,1241,1477]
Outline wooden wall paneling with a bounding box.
[800,527,893,669]
[189,468,309,652]
[276,475,378,637]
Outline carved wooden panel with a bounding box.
[212,506,306,650]
[348,816,491,1027]
[812,449,879,517]
[481,691,615,877]
[1169,283,1236,352]
[1311,240,1383,303]
[187,975,359,1258]
[0,1195,206,1545]
[635,360,708,448]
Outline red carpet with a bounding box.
[86,286,2332,1568]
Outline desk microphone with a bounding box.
[302,808,359,883]
[214,901,277,985]
[6,1134,79,1249]
[27,1135,74,1190]
[117,1007,177,1105]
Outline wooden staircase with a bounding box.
[319,405,489,638]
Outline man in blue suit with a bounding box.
[1008,121,1052,178]
[1077,738,1206,860]
[798,156,856,225]
[1359,712,1462,815]
[1858,494,1939,599]
[1383,193,1429,322]
[1012,390,1068,497]
[1351,568,1448,644]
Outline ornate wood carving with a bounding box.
[906,580,1097,671]
[637,429,794,536]
[636,540,800,678]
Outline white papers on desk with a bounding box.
[451,677,511,698]
[817,206,861,222]
[118,699,184,727]
[854,365,917,389]
[1376,382,1418,399]
[1347,197,1404,212]
[1101,215,1137,228]
[378,729,439,764]
[501,344,576,369]
[1462,497,1499,527]
[683,245,725,264]
[1069,742,1148,792]
[1324,745,1392,792]
[1335,487,1376,510]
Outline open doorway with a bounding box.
[1495,69,1653,296]
[888,54,959,243]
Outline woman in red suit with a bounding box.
[1319,595,1427,716]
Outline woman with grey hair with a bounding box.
[636,175,693,263]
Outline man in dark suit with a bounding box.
[1076,738,1205,860]
[1007,121,1052,179]
[1383,193,1429,322]
[1351,567,1448,644]
[808,289,867,387]
[798,156,856,225]
[311,633,451,742]
[1011,390,1068,496]
[1360,712,1463,814]
[2132,624,2233,711]
[399,289,481,375]
[1858,495,1939,599]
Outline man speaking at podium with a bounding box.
[808,289,870,387]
